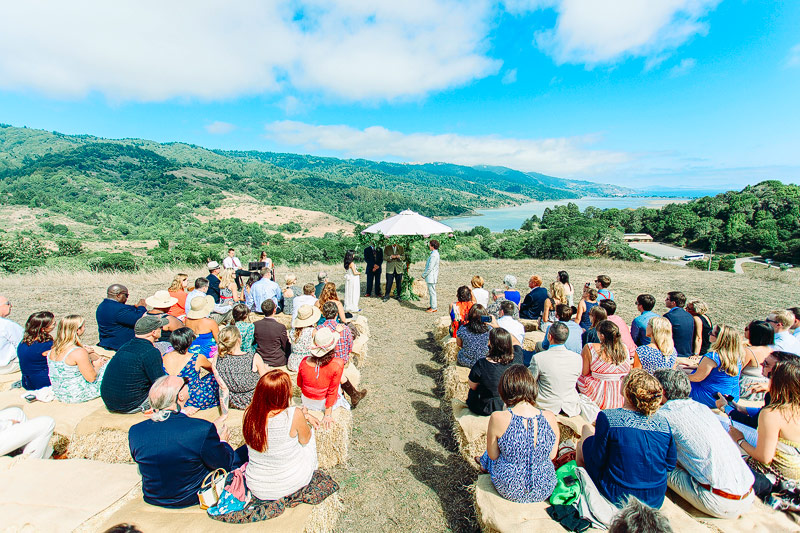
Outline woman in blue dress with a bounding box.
[163,327,219,412]
[688,325,756,408]
[478,364,559,503]
[633,317,677,373]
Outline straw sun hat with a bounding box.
[186,295,215,319]
[145,290,178,309]
[294,304,321,328]
[310,327,340,358]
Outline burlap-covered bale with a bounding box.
[555,414,588,444]
[351,335,369,368]
[518,319,539,332]
[412,279,428,299]
[304,492,344,533]
[451,399,489,468]
[443,364,470,402]
[351,315,370,338]
[0,370,21,391]
[433,316,450,342]
[442,337,459,364]
[274,312,293,330]
[294,400,352,469]
[670,489,800,533]
[522,330,545,352]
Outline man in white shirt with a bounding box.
[0,295,23,374]
[768,309,800,356]
[496,300,525,345]
[222,248,251,290]
[292,283,318,323]
[533,322,582,416]
[184,278,209,317]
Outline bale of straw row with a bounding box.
[451,399,489,469]
[351,315,370,338]
[305,493,345,533]
[472,474,568,533]
[433,316,450,342]
[522,331,544,353]
[519,319,539,332]
[442,364,470,402]
[442,338,459,364]
[351,335,369,368]
[303,405,352,469]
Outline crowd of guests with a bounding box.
[446,270,800,522]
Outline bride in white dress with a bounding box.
[343,249,361,313]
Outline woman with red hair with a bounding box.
[243,369,318,500]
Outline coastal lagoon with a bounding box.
[441,196,690,232]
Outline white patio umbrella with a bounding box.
[361,209,453,236]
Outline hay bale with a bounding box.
[433,316,450,342]
[0,371,21,391]
[555,414,588,443]
[442,338,459,364]
[443,364,470,402]
[451,399,489,468]
[522,331,545,352]
[68,428,133,463]
[351,315,370,337]
[304,493,344,533]
[351,335,369,368]
[519,319,539,332]
[273,313,293,330]
[412,279,428,299]
[298,402,352,469]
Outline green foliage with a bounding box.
[0,235,48,272]
[55,238,83,257]
[40,221,70,235]
[718,258,736,272]
[88,252,138,272]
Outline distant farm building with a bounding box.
[623,233,653,242]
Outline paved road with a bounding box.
[734,256,760,274]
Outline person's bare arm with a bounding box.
[543,411,560,460]
[486,411,510,461]
[209,320,220,341]
[71,348,100,383]
[291,407,313,445]
[687,357,716,382]
[729,408,781,464]
[574,300,585,324]
[693,316,702,355]
[580,344,592,376]
[468,379,479,391]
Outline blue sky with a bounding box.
[0,0,798,189]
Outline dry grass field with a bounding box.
[1,258,799,532]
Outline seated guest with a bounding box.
[223,248,251,290]
[243,370,319,500]
[467,328,521,416]
[254,299,291,367]
[167,274,189,319]
[101,316,167,413]
[184,295,219,357]
[577,369,676,508]
[128,375,247,508]
[291,283,318,322]
[479,364,559,503]
[282,274,300,316]
[96,284,146,351]
[214,326,268,410]
[558,270,574,307]
[687,300,713,356]
[768,309,800,355]
[728,359,800,499]
[582,305,607,346]
[654,369,755,518]
[242,271,261,308]
[540,304,583,354]
[0,407,55,459]
[218,268,239,305]
[519,275,548,320]
[533,322,582,417]
[183,277,210,316]
[608,497,672,533]
[578,320,631,409]
[289,305,320,372]
[457,304,492,368]
[594,274,614,301]
[314,271,328,298]
[316,301,366,407]
[663,291,695,357]
[49,315,107,403]
[740,320,776,400]
[163,328,219,412]
[497,300,525,345]
[540,281,567,327]
[791,307,800,339]
[206,261,222,303]
[598,300,636,358]
[297,328,347,430]
[247,268,281,314]
[0,294,23,375]
[315,282,347,323]
[503,275,521,305]
[471,276,489,308]
[18,311,54,392]
[487,288,519,320]
[450,285,474,337]
[144,290,183,355]
[630,294,658,346]
[689,325,755,409]
[574,286,598,333]
[633,317,677,373]
[232,303,255,352]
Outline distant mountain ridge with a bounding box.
[475,165,634,197]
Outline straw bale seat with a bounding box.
[0,370,21,391]
[442,337,459,364]
[555,414,589,443]
[451,399,489,467]
[0,456,141,533]
[433,316,450,342]
[274,312,294,330]
[473,475,715,533]
[669,489,800,533]
[96,487,343,533]
[351,314,370,337]
[443,364,470,402]
[523,331,545,352]
[351,334,369,368]
[519,319,539,332]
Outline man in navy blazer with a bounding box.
[364,243,383,297]
[128,375,247,508]
[206,261,222,304]
[96,284,146,351]
[664,291,695,357]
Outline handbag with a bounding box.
[198,468,228,510]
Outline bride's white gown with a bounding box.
[344,268,360,312]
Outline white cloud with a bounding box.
[0,0,499,102]
[787,44,800,68]
[265,120,631,177]
[669,58,696,77]
[205,121,236,135]
[532,0,720,65]
[501,68,518,84]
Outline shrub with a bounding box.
[0,236,49,272]
[718,258,736,272]
[55,238,84,257]
[88,252,138,272]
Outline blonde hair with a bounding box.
[623,369,663,416]
[168,273,188,292]
[216,326,242,358]
[285,274,297,286]
[219,268,236,287]
[649,317,675,357]
[769,309,794,329]
[52,315,86,357]
[711,324,744,376]
[550,281,568,305]
[688,300,708,315]
[471,275,484,289]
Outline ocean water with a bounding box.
[441,196,690,232]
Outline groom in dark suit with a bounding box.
[364,244,383,297]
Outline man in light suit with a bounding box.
[364,243,383,297]
[383,241,406,301]
[422,239,440,312]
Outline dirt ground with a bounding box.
[1,258,799,532]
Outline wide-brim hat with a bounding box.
[145,290,178,309]
[207,260,220,270]
[186,295,215,319]
[294,304,321,328]
[310,327,340,358]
